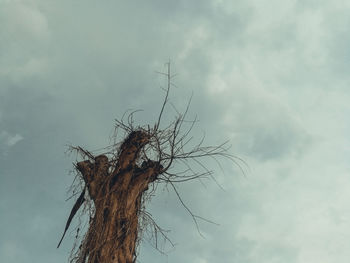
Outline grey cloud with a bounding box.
[213,85,310,161]
[235,108,308,161]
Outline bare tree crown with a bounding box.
[58,62,245,263]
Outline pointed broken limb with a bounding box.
[57,187,86,248]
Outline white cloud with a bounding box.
[0,131,23,147]
[7,133,24,146]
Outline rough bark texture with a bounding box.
[76,130,163,263]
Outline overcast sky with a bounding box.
[1,0,350,262]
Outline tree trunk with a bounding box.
[76,130,162,263]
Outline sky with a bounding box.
[1,0,350,262]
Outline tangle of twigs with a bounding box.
[61,61,247,262]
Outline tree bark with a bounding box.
[76,130,162,263]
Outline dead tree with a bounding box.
[58,62,244,263]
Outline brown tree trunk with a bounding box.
[76,130,162,263]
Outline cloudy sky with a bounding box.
[2,0,350,262]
